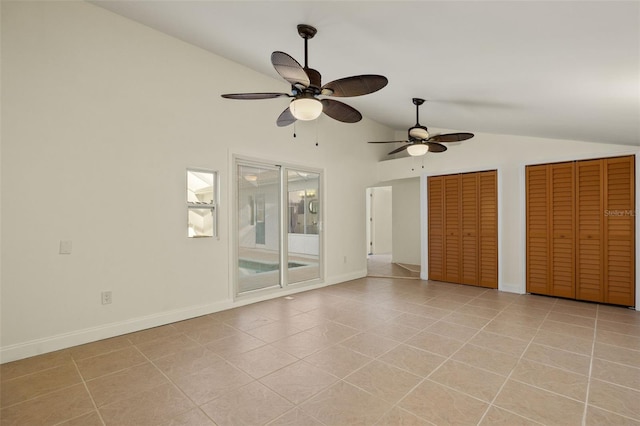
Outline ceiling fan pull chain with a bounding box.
[293,121,297,138]
[315,117,319,146]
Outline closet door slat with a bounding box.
[550,162,575,298]
[478,170,498,288]
[428,176,444,281]
[526,164,551,295]
[604,156,635,306]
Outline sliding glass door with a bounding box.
[237,162,281,293]
[236,159,322,296]
[287,170,320,284]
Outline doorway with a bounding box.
[366,184,421,279]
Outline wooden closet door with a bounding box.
[428,176,444,281]
[550,163,575,298]
[527,164,551,294]
[444,175,462,283]
[604,156,635,306]
[478,170,498,288]
[461,173,479,285]
[576,159,604,302]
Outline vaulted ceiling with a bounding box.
[93,1,639,146]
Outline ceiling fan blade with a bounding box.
[427,142,447,153]
[387,144,410,155]
[320,99,362,123]
[276,107,296,127]
[321,75,388,97]
[221,92,291,100]
[367,140,409,144]
[271,51,310,88]
[429,132,474,142]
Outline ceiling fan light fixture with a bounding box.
[409,126,429,140]
[289,97,323,121]
[407,144,429,156]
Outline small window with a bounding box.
[187,169,217,238]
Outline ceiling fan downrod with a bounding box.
[297,24,317,70]
[413,97,425,125]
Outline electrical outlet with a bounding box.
[101,291,112,305]
[59,240,72,254]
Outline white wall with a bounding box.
[377,131,639,300]
[390,179,421,265]
[370,187,392,254]
[0,1,393,362]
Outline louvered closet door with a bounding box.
[444,175,462,283]
[526,165,550,294]
[428,176,444,281]
[461,173,479,285]
[576,159,604,302]
[604,156,635,306]
[478,171,498,288]
[550,163,575,298]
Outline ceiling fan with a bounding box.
[221,24,388,126]
[368,98,474,156]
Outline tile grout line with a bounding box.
[293,290,485,425]
[141,340,264,424]
[5,280,638,425]
[384,290,518,425]
[137,343,222,424]
[474,295,557,425]
[69,357,107,426]
[582,303,600,426]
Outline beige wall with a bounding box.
[0,1,393,361]
[390,179,421,265]
[370,186,392,254]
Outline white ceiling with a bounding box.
[93,1,640,146]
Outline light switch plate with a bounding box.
[59,240,72,254]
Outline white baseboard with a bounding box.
[499,282,526,294]
[324,270,367,286]
[1,271,368,364]
[0,300,234,364]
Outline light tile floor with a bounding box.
[2,277,639,425]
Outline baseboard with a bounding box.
[324,269,367,285]
[0,300,236,364]
[1,271,368,364]
[499,282,526,294]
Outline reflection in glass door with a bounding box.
[237,163,281,293]
[287,170,320,284]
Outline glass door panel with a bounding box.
[237,163,281,294]
[287,170,320,283]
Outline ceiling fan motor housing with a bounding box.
[409,125,429,140]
